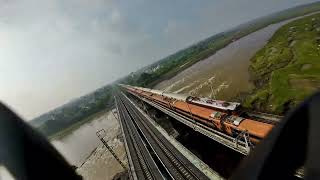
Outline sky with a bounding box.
[0,0,318,120]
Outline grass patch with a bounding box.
[245,13,320,114]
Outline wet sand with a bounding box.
[76,134,127,180]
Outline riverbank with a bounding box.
[50,108,127,179]
[49,108,112,140]
[51,109,124,164]
[243,13,320,114]
[76,131,127,180]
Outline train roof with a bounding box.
[162,92,188,101]
[125,85,241,110]
[149,89,163,95]
[187,97,240,111]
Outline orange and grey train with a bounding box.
[120,84,274,144]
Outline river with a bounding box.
[154,16,311,100]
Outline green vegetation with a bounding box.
[30,85,114,138]
[121,2,320,88]
[244,13,320,114]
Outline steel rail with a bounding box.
[116,95,163,180]
[118,93,209,180]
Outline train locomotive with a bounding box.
[120,84,274,144]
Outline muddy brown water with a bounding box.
[50,110,126,179]
[154,19,307,100]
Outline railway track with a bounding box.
[123,91,305,179]
[115,95,163,180]
[116,92,210,180]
